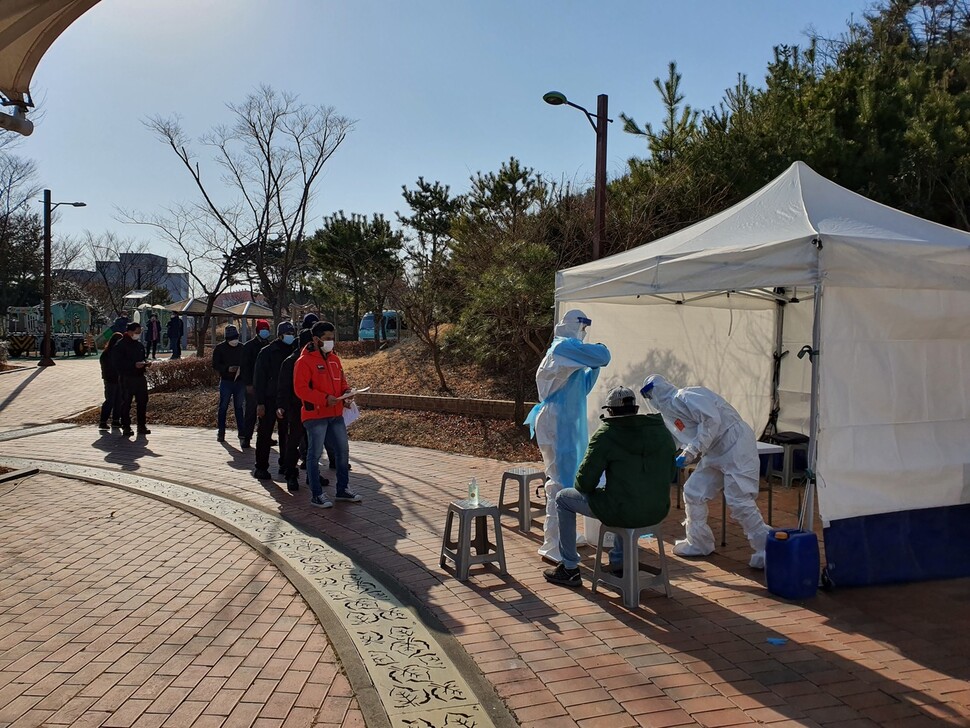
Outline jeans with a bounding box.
[218,379,245,437]
[556,488,623,570]
[304,417,349,498]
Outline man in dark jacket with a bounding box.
[252,322,296,480]
[212,325,245,443]
[544,386,677,588]
[277,331,305,492]
[113,322,152,437]
[239,318,272,448]
[166,312,184,359]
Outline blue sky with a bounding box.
[24,0,872,270]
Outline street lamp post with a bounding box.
[543,91,612,260]
[38,189,86,367]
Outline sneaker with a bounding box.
[217,433,225,442]
[137,428,151,435]
[111,421,122,428]
[286,478,300,492]
[252,468,272,480]
[310,495,333,508]
[121,429,134,438]
[98,422,109,430]
[239,437,251,449]
[328,462,352,471]
[607,563,624,578]
[335,491,362,503]
[543,563,582,588]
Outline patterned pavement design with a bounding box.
[0,454,504,728]
[0,473,363,728]
[1,365,969,727]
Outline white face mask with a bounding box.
[578,329,587,341]
[321,340,335,353]
[228,339,240,347]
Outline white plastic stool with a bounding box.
[592,523,671,608]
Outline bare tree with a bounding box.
[75,232,166,316]
[123,205,250,356]
[146,86,354,321]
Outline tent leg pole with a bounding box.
[801,283,823,532]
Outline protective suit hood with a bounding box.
[554,309,589,339]
[643,374,678,412]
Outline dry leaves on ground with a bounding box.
[69,387,541,463]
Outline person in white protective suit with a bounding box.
[640,374,770,569]
[525,310,611,562]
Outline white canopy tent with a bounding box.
[558,161,970,586]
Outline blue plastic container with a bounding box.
[765,528,820,600]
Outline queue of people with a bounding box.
[97,312,363,510]
[97,306,769,572]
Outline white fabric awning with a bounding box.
[0,0,100,106]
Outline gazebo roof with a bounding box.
[165,297,233,316]
[225,301,274,318]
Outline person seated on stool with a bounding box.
[544,386,677,588]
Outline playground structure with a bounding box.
[4,300,99,358]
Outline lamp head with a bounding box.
[71,202,86,207]
[543,91,568,106]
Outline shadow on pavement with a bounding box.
[90,430,161,471]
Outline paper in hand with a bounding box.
[337,387,370,401]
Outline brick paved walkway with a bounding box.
[0,473,362,728]
[1,368,969,727]
[0,358,103,431]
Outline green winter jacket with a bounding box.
[575,413,677,528]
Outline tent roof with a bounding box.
[165,297,233,316]
[0,0,100,106]
[558,161,970,302]
[225,301,274,318]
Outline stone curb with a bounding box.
[0,453,517,728]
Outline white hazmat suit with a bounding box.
[525,310,610,562]
[641,374,770,569]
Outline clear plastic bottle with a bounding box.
[468,477,479,505]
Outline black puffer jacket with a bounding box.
[253,339,295,405]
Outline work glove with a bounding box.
[675,446,699,468]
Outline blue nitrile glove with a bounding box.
[675,454,688,468]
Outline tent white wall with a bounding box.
[557,162,970,586]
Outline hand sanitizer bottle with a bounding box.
[468,477,479,505]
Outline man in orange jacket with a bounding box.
[292,321,362,508]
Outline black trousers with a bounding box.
[281,406,305,479]
[170,337,181,359]
[148,340,159,358]
[120,375,148,430]
[99,381,122,425]
[243,386,258,441]
[255,397,287,471]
